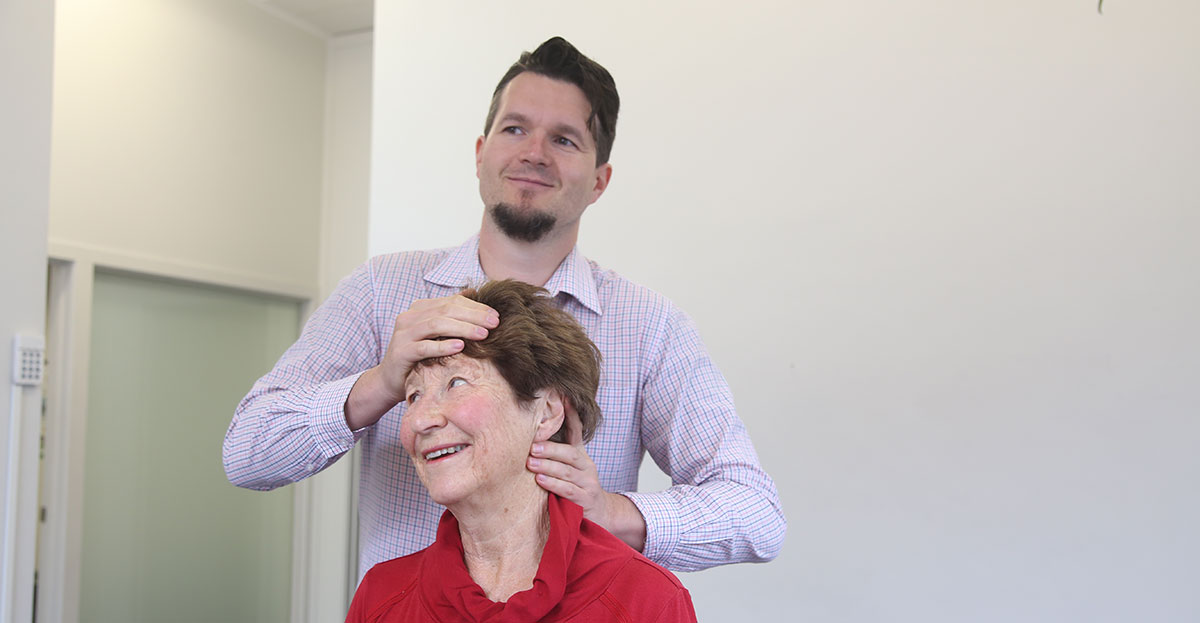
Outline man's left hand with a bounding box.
[527,410,648,552]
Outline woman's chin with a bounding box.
[425,485,468,508]
[422,469,534,511]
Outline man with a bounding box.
[224,37,785,578]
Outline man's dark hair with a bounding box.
[411,279,602,444]
[483,36,620,166]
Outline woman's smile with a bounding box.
[423,444,470,462]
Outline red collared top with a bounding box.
[346,495,696,622]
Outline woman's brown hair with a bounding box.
[415,279,602,443]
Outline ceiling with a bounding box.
[253,0,374,37]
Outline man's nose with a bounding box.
[520,133,550,167]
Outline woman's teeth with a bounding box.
[425,445,466,460]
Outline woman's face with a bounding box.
[399,355,551,508]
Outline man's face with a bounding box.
[476,72,612,244]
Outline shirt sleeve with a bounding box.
[622,306,787,571]
[223,262,381,490]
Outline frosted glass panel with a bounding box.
[81,270,299,623]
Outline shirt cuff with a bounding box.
[310,371,368,461]
[622,491,681,566]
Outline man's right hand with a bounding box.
[344,294,499,430]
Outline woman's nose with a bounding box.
[406,400,447,434]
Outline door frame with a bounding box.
[37,240,355,623]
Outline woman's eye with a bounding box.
[449,377,467,389]
[406,391,420,404]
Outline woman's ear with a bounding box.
[533,388,566,443]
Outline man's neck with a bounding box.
[478,220,578,287]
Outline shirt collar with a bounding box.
[418,495,582,622]
[423,234,489,290]
[543,245,602,316]
[424,234,603,316]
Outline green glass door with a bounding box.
[80,269,300,623]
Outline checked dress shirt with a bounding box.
[224,234,785,577]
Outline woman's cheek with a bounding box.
[453,393,496,432]
[398,417,416,456]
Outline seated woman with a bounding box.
[346,279,696,622]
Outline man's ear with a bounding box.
[475,135,485,178]
[588,162,613,205]
[533,388,566,443]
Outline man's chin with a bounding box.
[490,203,556,243]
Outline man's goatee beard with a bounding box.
[490,203,556,243]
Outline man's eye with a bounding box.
[555,136,577,148]
[502,126,524,135]
[449,377,467,389]
[406,391,420,404]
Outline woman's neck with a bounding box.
[451,476,551,603]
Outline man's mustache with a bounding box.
[504,167,556,186]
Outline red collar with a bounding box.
[418,495,587,622]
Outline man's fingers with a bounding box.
[412,295,499,329]
[528,443,607,520]
[527,453,581,480]
[378,295,499,400]
[394,298,499,347]
[412,338,464,360]
[533,473,584,501]
[530,440,589,469]
[407,316,491,342]
[563,403,584,446]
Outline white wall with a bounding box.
[44,2,339,621]
[321,32,373,299]
[1,1,372,620]
[303,30,374,623]
[371,1,1200,620]
[50,0,327,293]
[0,1,53,621]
